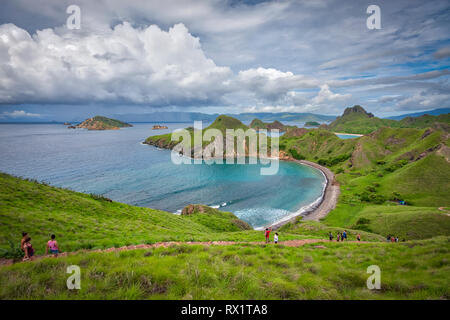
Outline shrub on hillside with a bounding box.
[359,191,386,204]
[289,148,305,160]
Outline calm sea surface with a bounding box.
[0,123,325,228]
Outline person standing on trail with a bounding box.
[274,233,279,244]
[356,234,361,241]
[343,230,347,241]
[329,232,333,241]
[46,234,60,257]
[20,232,28,252]
[337,232,341,242]
[391,236,395,243]
[265,227,272,243]
[22,236,34,261]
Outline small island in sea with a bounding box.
[305,121,320,127]
[74,116,133,130]
[152,124,169,130]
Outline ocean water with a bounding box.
[0,123,325,229]
[335,133,361,139]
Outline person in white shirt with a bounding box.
[274,233,279,244]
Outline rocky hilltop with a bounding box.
[75,116,132,130]
[249,118,295,131]
[325,105,449,134]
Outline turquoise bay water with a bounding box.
[0,123,325,228]
[335,133,361,139]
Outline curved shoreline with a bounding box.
[270,159,340,230]
[143,141,339,229]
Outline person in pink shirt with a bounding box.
[46,234,60,257]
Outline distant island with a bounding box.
[152,125,168,130]
[74,116,133,130]
[305,121,320,127]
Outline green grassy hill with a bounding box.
[279,124,450,240]
[144,115,276,157]
[0,173,284,258]
[326,106,449,134]
[326,105,397,134]
[249,118,292,131]
[398,113,450,130]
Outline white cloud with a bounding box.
[311,84,351,104]
[0,22,232,106]
[237,67,318,102]
[395,91,450,110]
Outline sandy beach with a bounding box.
[270,159,340,229]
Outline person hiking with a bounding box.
[356,234,361,242]
[264,227,272,243]
[274,233,279,244]
[395,236,399,243]
[391,236,395,243]
[337,232,341,242]
[386,235,391,242]
[20,232,28,252]
[342,230,347,241]
[329,232,334,241]
[22,236,34,261]
[46,234,60,257]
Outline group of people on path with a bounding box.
[387,235,404,242]
[328,230,361,242]
[20,232,60,261]
[264,227,279,244]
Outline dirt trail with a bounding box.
[0,239,367,267]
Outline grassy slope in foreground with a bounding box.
[0,237,448,299]
[0,173,327,258]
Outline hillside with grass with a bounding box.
[249,119,293,131]
[279,123,450,240]
[1,237,448,299]
[144,115,275,157]
[326,105,449,134]
[75,116,132,130]
[326,105,397,134]
[0,172,295,259]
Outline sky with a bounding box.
[0,0,449,121]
